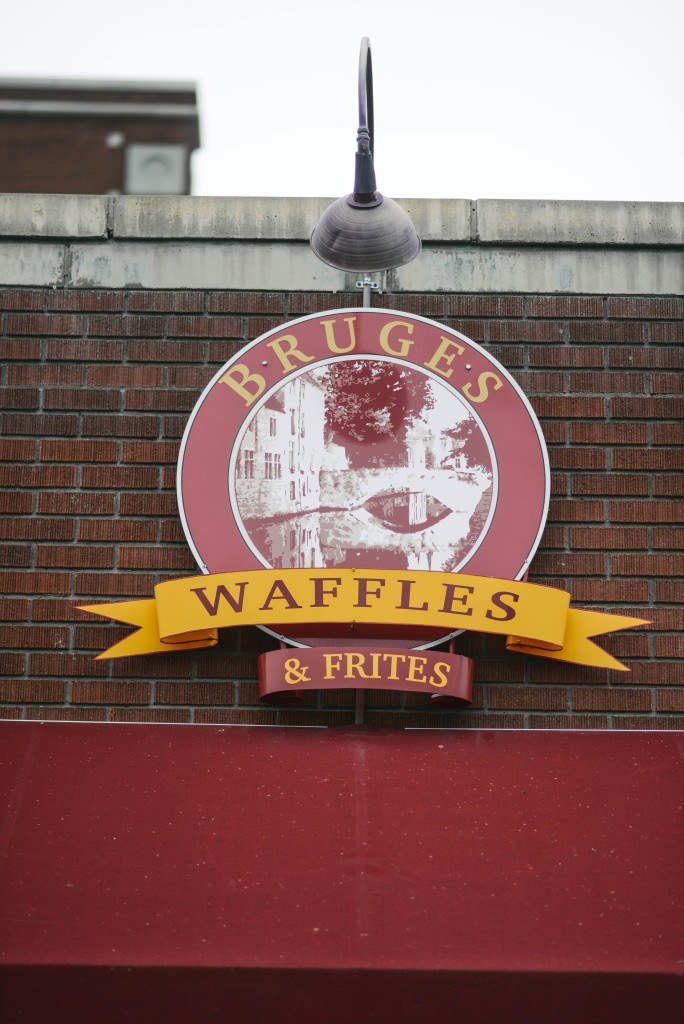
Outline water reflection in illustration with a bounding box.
[233,359,495,573]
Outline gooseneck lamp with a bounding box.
[310,37,421,274]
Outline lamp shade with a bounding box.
[311,193,421,273]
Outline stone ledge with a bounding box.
[0,194,107,238]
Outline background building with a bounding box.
[0,79,200,195]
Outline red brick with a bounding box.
[653,476,684,496]
[44,388,120,411]
[0,492,33,513]
[617,662,680,684]
[569,321,644,343]
[163,415,190,438]
[609,345,683,368]
[6,313,83,335]
[573,688,651,711]
[530,396,604,418]
[612,716,684,730]
[656,691,684,712]
[511,371,565,393]
[448,295,524,316]
[121,441,179,464]
[569,527,648,549]
[109,708,191,722]
[81,414,159,438]
[540,423,566,444]
[572,475,648,496]
[208,292,285,315]
[651,372,684,395]
[442,320,486,341]
[611,396,682,418]
[481,345,524,367]
[81,466,159,489]
[549,448,606,470]
[531,552,605,576]
[0,439,36,461]
[488,685,567,710]
[0,598,29,621]
[655,580,684,602]
[2,413,79,436]
[38,492,115,515]
[29,652,106,677]
[529,346,603,368]
[7,364,83,385]
[78,519,157,542]
[89,315,164,337]
[75,572,155,596]
[71,681,151,704]
[653,423,684,445]
[119,492,178,516]
[651,323,684,344]
[26,707,106,721]
[128,340,205,362]
[570,579,649,603]
[612,449,684,471]
[0,709,23,720]
[653,636,684,659]
[87,365,164,387]
[129,291,204,313]
[125,390,197,411]
[607,297,683,319]
[0,545,31,567]
[0,625,69,648]
[529,714,610,729]
[31,598,85,622]
[611,554,684,576]
[610,500,682,523]
[489,321,564,342]
[569,372,644,393]
[0,465,76,487]
[118,547,195,570]
[40,439,118,462]
[195,708,276,725]
[0,653,26,675]
[155,682,234,705]
[288,293,360,314]
[0,339,41,360]
[527,296,602,318]
[0,288,44,310]
[46,339,124,362]
[653,527,684,549]
[73,623,129,650]
[0,388,39,410]
[0,519,74,541]
[570,422,647,445]
[168,315,242,338]
[0,680,65,703]
[36,546,113,568]
[548,499,605,522]
[160,521,184,543]
[47,290,125,311]
[165,367,211,389]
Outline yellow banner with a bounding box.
[78,568,648,671]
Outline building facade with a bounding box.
[0,194,682,727]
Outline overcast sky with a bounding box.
[3,0,683,202]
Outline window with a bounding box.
[244,450,254,478]
[274,453,282,479]
[270,416,277,437]
[265,453,274,479]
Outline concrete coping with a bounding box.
[0,194,683,246]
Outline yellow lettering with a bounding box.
[220,364,266,407]
[462,371,503,404]
[429,662,450,688]
[266,334,315,374]
[320,317,357,354]
[423,335,466,379]
[379,320,415,358]
[345,653,371,679]
[407,656,428,684]
[323,653,343,679]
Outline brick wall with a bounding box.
[1,284,682,728]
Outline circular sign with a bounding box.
[177,310,549,649]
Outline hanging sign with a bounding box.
[80,310,648,698]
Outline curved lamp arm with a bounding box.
[353,36,378,203]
